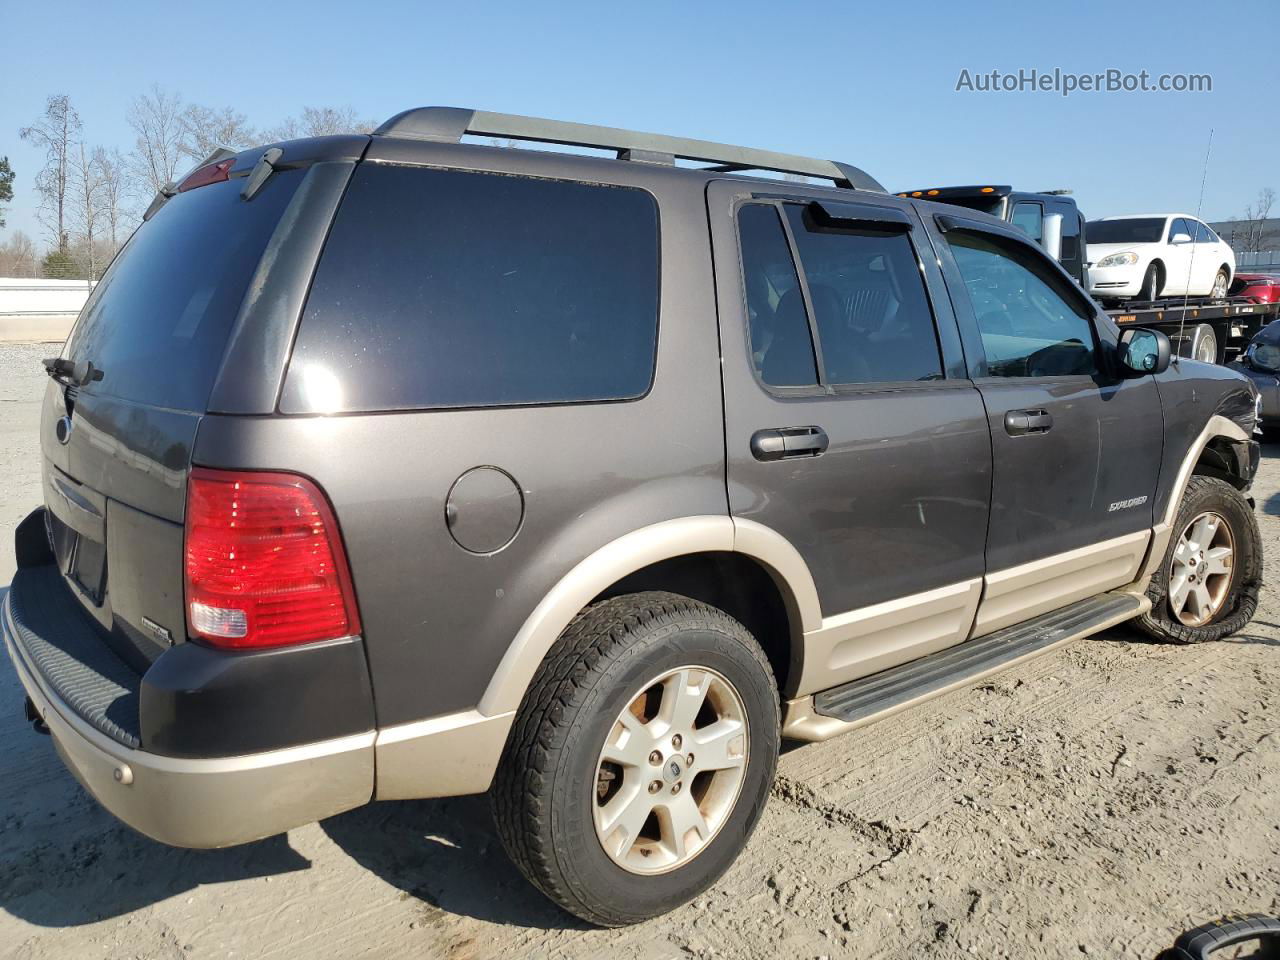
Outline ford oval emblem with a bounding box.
[55,415,73,445]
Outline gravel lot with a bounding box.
[0,341,1276,959]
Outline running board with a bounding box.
[782,591,1148,742]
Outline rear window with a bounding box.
[65,169,304,411]
[281,164,660,414]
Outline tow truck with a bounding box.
[895,185,1088,285]
[1106,296,1279,364]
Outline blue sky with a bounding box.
[2,0,1276,247]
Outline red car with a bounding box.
[1230,272,1280,303]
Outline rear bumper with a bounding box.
[5,590,374,847]
[3,576,376,849]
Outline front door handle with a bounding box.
[1004,409,1053,436]
[751,426,829,462]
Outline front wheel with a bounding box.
[1137,262,1161,300]
[1136,476,1262,643]
[491,592,780,926]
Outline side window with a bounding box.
[281,166,660,413]
[947,231,1098,378]
[737,204,818,387]
[1194,221,1218,243]
[782,205,944,384]
[1170,218,1192,243]
[1010,202,1044,243]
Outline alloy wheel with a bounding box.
[593,666,749,875]
[1168,511,1235,626]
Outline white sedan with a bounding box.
[1086,214,1235,302]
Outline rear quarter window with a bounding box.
[281,164,660,413]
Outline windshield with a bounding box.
[1086,218,1166,244]
[65,168,305,411]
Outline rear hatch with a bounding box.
[40,158,310,672]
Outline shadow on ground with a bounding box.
[0,744,577,931]
[0,818,309,927]
[320,795,586,931]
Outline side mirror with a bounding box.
[1170,232,1192,245]
[1247,341,1280,373]
[1119,327,1172,375]
[1042,213,1063,260]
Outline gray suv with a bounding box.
[3,108,1263,926]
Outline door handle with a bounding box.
[1004,409,1053,436]
[750,426,829,462]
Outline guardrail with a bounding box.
[1235,251,1280,270]
[0,278,95,318]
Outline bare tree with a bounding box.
[93,147,130,252]
[1241,187,1276,253]
[179,103,257,161]
[0,231,39,277]
[268,105,370,141]
[20,94,81,253]
[69,142,106,278]
[128,85,185,196]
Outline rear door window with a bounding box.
[65,170,305,411]
[735,200,944,387]
[1194,221,1218,243]
[782,205,944,384]
[281,165,660,413]
[737,204,818,387]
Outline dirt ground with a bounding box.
[0,340,1276,960]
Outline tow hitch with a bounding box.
[24,697,49,736]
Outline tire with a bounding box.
[1137,262,1161,301]
[1135,476,1262,643]
[491,591,780,926]
[1192,324,1219,364]
[1210,268,1229,299]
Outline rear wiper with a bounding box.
[43,357,104,386]
[241,147,283,202]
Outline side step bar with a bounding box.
[783,591,1148,742]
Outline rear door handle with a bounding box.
[1004,409,1053,436]
[750,426,829,462]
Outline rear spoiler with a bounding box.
[142,147,237,221]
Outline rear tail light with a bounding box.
[184,468,361,649]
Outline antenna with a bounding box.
[1175,128,1214,364]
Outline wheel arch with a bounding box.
[1139,414,1251,580]
[1149,257,1165,287]
[477,516,820,716]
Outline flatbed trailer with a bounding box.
[1106,297,1279,364]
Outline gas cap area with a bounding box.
[445,466,525,554]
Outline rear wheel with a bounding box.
[1211,268,1230,299]
[1191,323,1219,363]
[1136,476,1261,643]
[491,592,779,926]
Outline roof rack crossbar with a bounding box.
[374,107,885,192]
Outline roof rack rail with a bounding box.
[373,107,885,192]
